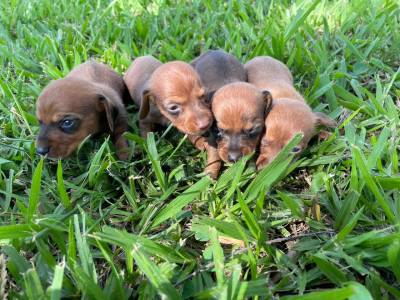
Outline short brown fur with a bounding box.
[36,61,129,159]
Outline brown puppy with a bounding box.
[212,82,273,163]
[244,56,336,169]
[190,50,248,176]
[138,60,223,178]
[123,56,168,137]
[139,61,213,136]
[36,61,129,160]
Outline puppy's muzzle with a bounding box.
[228,136,242,162]
[228,150,242,162]
[36,146,50,155]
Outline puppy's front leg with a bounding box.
[204,143,221,180]
[188,135,221,179]
[112,113,130,160]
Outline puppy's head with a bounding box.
[140,61,212,135]
[211,82,273,163]
[256,100,336,169]
[35,78,124,158]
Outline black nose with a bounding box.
[36,146,50,155]
[228,152,242,162]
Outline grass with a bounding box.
[0,0,399,298]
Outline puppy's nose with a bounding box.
[36,146,50,155]
[228,151,242,162]
[197,119,211,131]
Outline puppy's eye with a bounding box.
[246,127,262,138]
[292,146,301,153]
[166,104,181,115]
[59,118,79,133]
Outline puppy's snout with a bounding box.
[197,118,211,131]
[228,151,242,162]
[36,146,50,155]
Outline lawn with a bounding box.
[0,0,399,299]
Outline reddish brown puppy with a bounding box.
[123,56,168,137]
[212,82,273,163]
[190,50,248,177]
[138,60,225,178]
[36,61,130,160]
[244,56,336,169]
[140,61,213,136]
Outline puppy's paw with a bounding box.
[318,130,332,142]
[256,155,268,171]
[204,161,221,180]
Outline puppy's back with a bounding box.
[245,56,303,101]
[123,56,162,106]
[191,50,247,94]
[67,61,129,103]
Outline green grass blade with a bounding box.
[47,260,65,300]
[57,160,72,209]
[131,244,182,300]
[352,146,396,223]
[27,157,44,223]
[151,176,212,229]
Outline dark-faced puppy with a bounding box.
[212,82,273,163]
[189,50,248,177]
[36,61,129,160]
[244,56,336,169]
[191,50,247,99]
[123,56,168,137]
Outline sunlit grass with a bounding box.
[0,0,399,299]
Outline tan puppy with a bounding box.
[190,50,248,176]
[36,61,129,160]
[244,56,336,169]
[123,56,168,137]
[139,61,213,136]
[137,60,224,178]
[212,82,273,163]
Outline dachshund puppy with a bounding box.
[244,56,336,169]
[123,56,168,137]
[211,82,273,163]
[138,60,223,178]
[139,61,213,136]
[36,61,129,160]
[190,50,248,177]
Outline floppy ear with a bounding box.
[262,90,273,116]
[98,93,129,160]
[98,94,117,132]
[139,90,154,120]
[314,112,337,128]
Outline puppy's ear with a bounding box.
[98,94,117,132]
[139,90,154,120]
[262,90,273,116]
[314,112,337,128]
[98,93,129,160]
